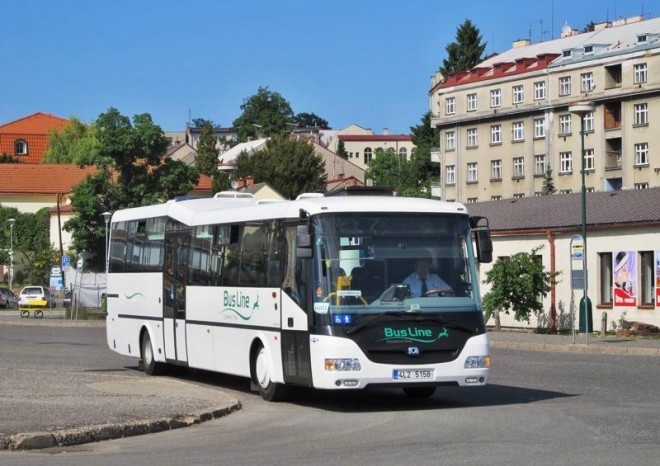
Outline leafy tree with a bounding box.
[294,112,329,129]
[582,21,596,33]
[232,87,295,142]
[0,207,58,285]
[43,117,100,165]
[0,153,20,163]
[440,19,487,76]
[65,108,200,270]
[482,247,557,329]
[235,134,325,199]
[409,111,439,185]
[365,150,425,197]
[541,166,557,195]
[191,118,215,129]
[336,140,348,160]
[195,122,219,176]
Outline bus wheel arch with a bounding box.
[140,327,166,376]
[250,339,288,402]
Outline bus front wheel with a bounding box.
[251,344,288,402]
[141,332,166,376]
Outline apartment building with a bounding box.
[429,15,660,203]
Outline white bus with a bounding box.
[106,188,493,400]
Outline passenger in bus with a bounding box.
[403,258,452,298]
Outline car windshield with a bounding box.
[310,212,481,322]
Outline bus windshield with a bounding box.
[310,212,481,321]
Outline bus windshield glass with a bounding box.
[310,212,480,321]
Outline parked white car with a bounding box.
[18,286,53,308]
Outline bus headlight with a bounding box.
[464,355,491,369]
[325,358,362,371]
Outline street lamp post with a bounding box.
[569,101,595,343]
[101,212,112,274]
[8,218,15,291]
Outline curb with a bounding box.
[1,401,242,451]
[489,340,660,357]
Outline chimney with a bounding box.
[513,39,531,48]
[382,128,389,135]
[245,175,255,187]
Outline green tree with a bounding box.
[582,21,596,33]
[191,118,215,129]
[0,208,58,285]
[235,134,325,199]
[541,166,557,195]
[65,108,200,270]
[43,117,100,165]
[482,247,556,329]
[232,87,295,142]
[336,140,348,160]
[294,112,329,129]
[0,153,20,163]
[365,150,424,197]
[440,19,487,76]
[195,121,219,176]
[409,111,439,186]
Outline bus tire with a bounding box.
[251,344,288,402]
[141,332,166,376]
[403,386,436,398]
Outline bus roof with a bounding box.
[110,194,469,226]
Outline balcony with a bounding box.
[430,147,441,163]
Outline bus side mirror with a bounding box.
[296,224,312,259]
[475,230,493,263]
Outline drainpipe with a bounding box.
[547,229,557,333]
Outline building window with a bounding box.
[584,149,595,171]
[491,195,502,201]
[512,85,524,104]
[513,157,524,178]
[534,154,547,176]
[634,63,647,84]
[583,112,594,132]
[467,128,478,148]
[634,103,648,125]
[364,147,373,165]
[445,131,456,151]
[467,197,478,204]
[15,140,28,155]
[512,121,524,142]
[491,160,502,180]
[580,72,594,92]
[467,162,478,183]
[513,193,525,199]
[635,182,649,189]
[560,151,572,173]
[490,125,502,144]
[467,93,477,111]
[445,97,456,115]
[634,142,649,166]
[534,118,546,138]
[490,89,501,108]
[586,187,595,193]
[559,76,572,96]
[534,81,546,100]
[599,252,613,305]
[559,189,572,194]
[399,147,407,158]
[446,165,456,185]
[559,114,572,135]
[640,251,654,306]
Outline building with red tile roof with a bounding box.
[0,112,70,164]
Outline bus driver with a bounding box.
[403,258,453,298]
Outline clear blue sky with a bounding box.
[1,0,655,134]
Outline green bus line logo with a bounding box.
[378,327,449,343]
[124,292,144,300]
[221,290,259,321]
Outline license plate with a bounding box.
[393,369,434,380]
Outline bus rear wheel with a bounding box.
[141,332,166,376]
[251,344,288,402]
[403,386,436,398]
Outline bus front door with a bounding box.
[163,225,189,364]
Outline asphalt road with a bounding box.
[2,324,660,465]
